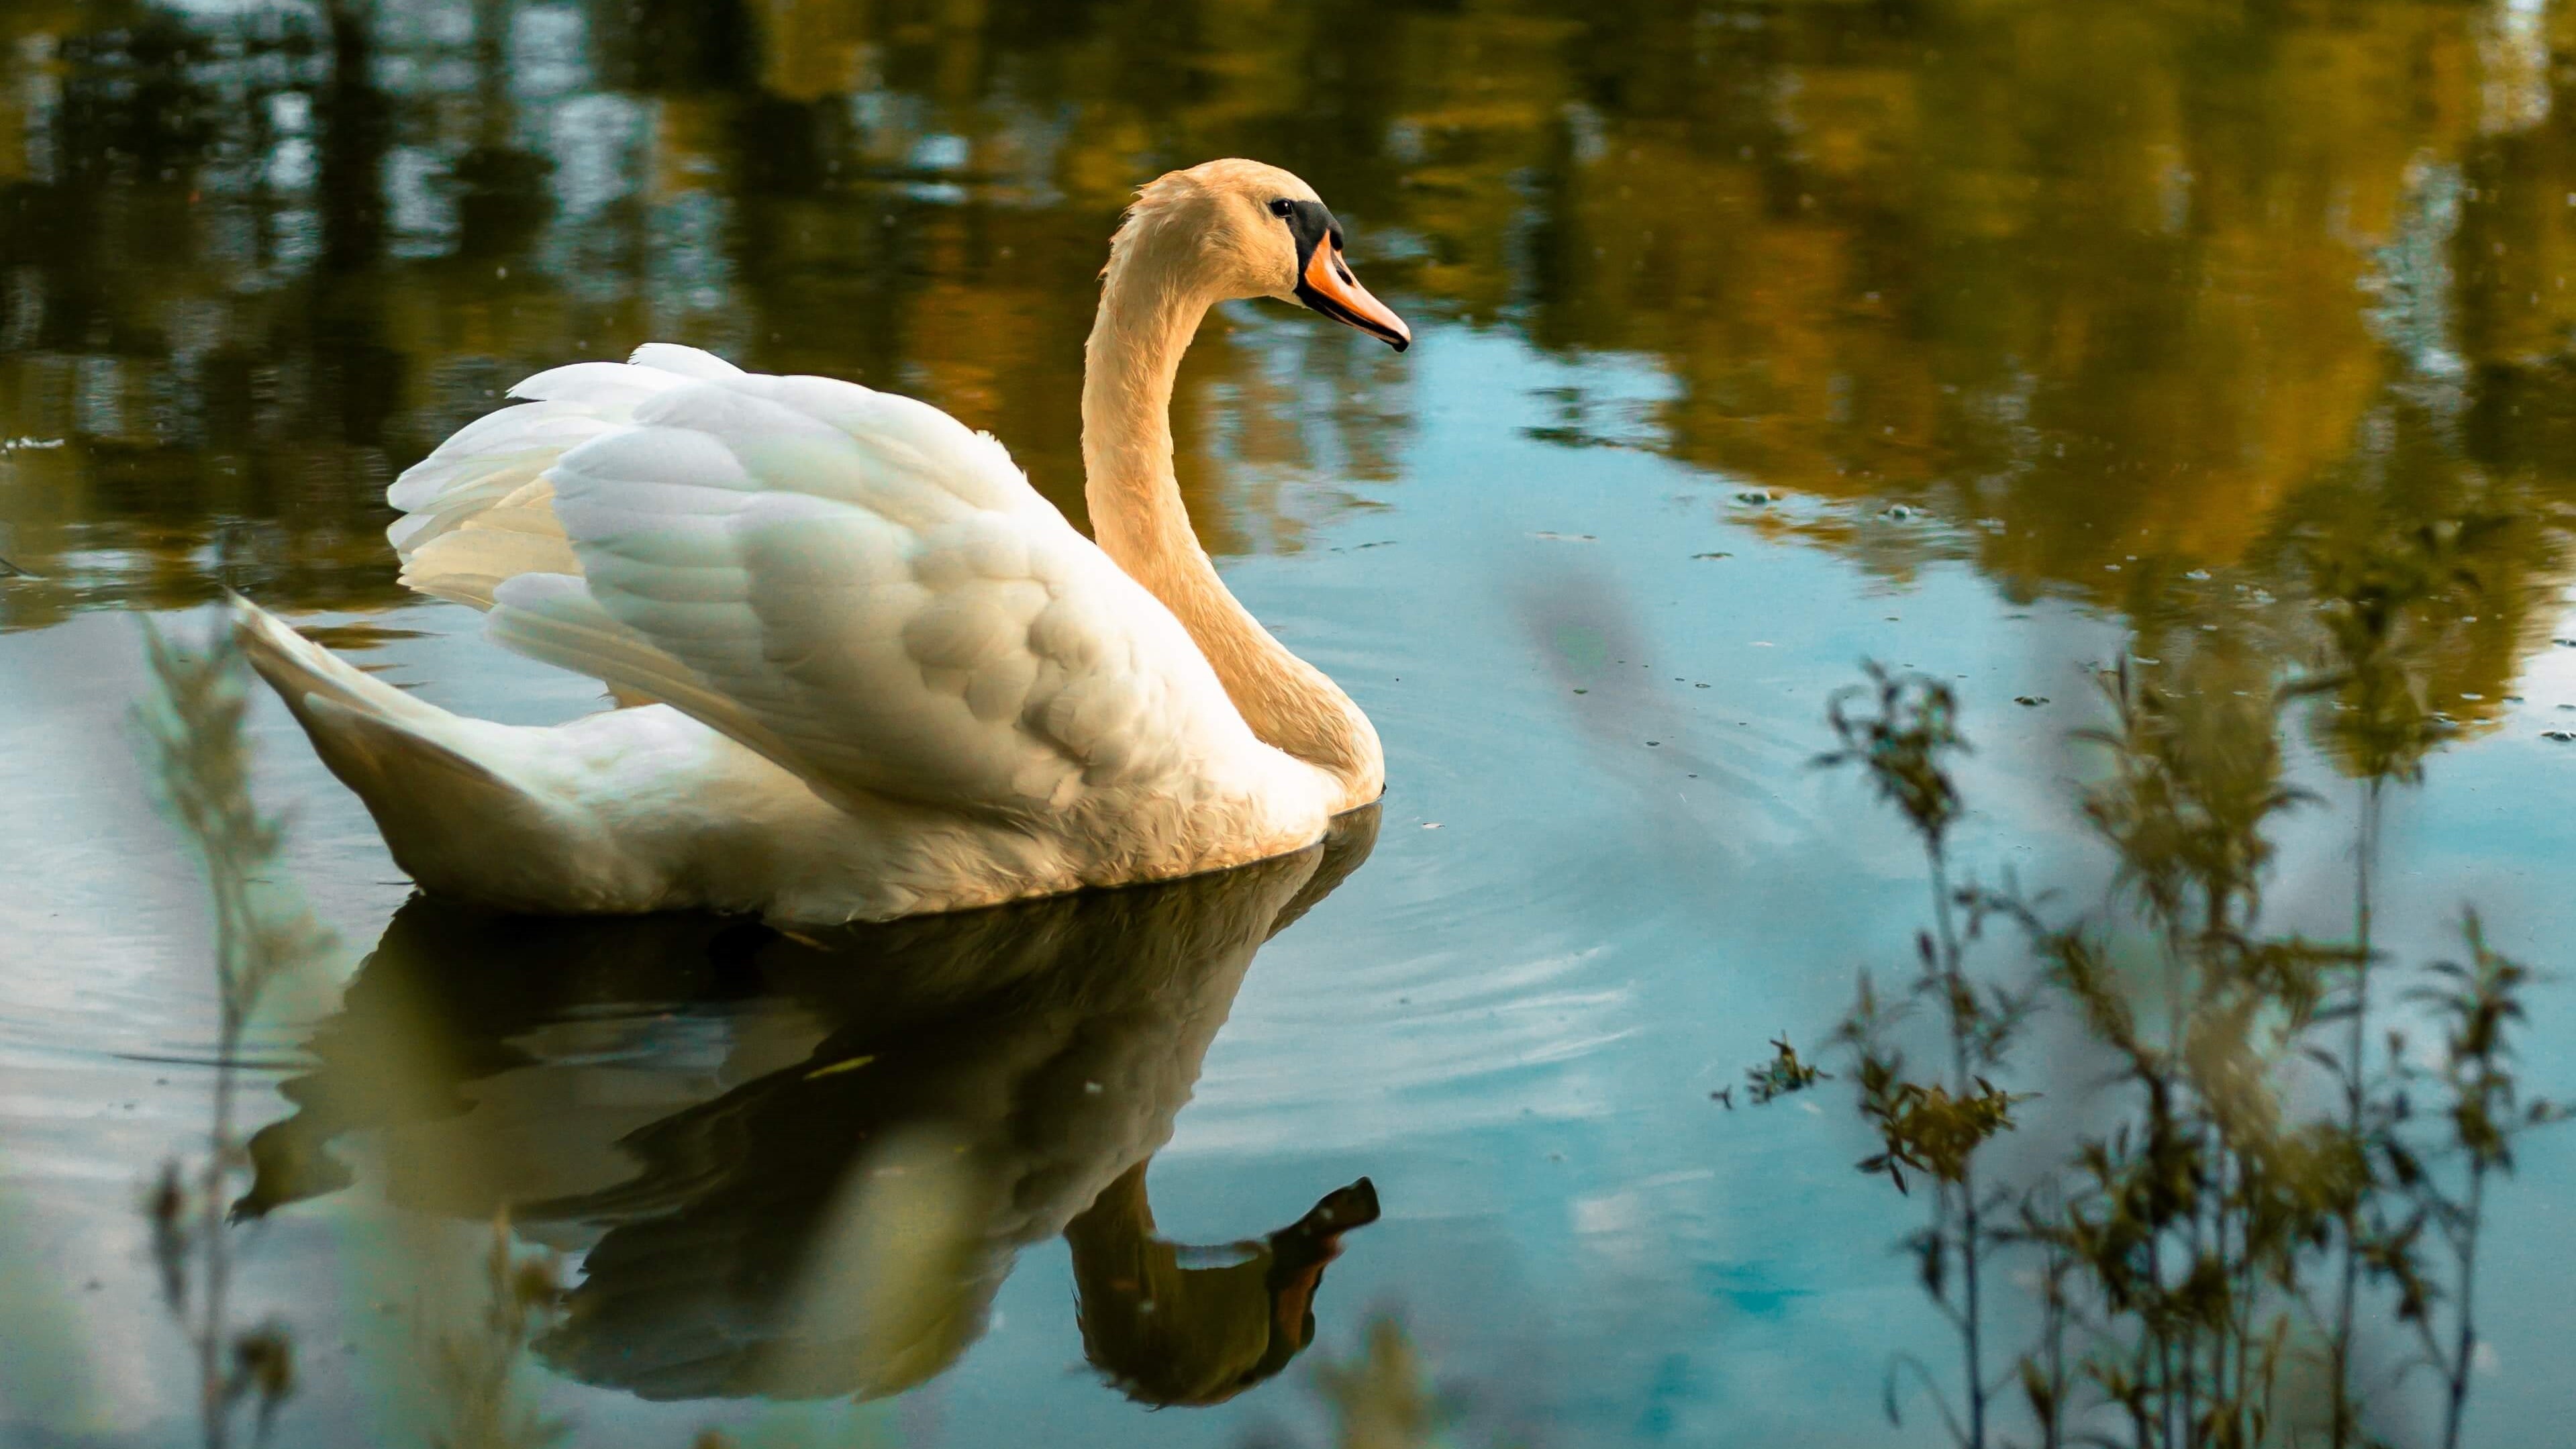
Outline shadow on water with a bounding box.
[236,808,1383,1410]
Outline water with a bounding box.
[3,1,2575,1444]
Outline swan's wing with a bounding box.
[386,345,742,608]
[478,358,1262,817]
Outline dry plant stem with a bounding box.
[199,989,240,1449]
[2440,1164,2485,1449]
[201,823,260,1449]
[141,616,326,1449]
[2418,921,2540,1449]
[2035,1249,2069,1449]
[1926,850,1988,1449]
[2229,1153,2258,1449]
[426,1211,571,1449]
[2330,777,2380,1449]
[1814,666,2016,1449]
[2161,925,2187,1449]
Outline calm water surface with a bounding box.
[4,1,2575,1445]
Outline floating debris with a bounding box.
[2184,568,2212,581]
[1528,531,1596,542]
[0,554,34,579]
[1733,489,1775,505]
[2015,696,2050,707]
[1883,504,1914,521]
[1692,551,1732,560]
[2543,730,2575,743]
[0,436,64,453]
[300,622,430,651]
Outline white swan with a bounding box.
[229,158,1411,922]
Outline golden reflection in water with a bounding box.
[3,1,2576,721]
[238,808,1381,1407]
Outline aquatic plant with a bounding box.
[1998,662,2352,1449]
[1812,664,2035,1449]
[424,1211,573,1449]
[136,616,334,1449]
[2287,513,2502,1446]
[1238,1313,1504,1449]
[1769,556,2565,1449]
[1311,1317,1454,1449]
[2381,917,2565,1449]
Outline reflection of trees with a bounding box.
[1518,4,2465,538]
[5,0,2576,715]
[1494,1,2576,717]
[0,0,1434,628]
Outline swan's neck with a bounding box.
[1081,259,1383,811]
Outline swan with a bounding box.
[228,158,1410,922]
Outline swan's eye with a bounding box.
[1268,198,1294,218]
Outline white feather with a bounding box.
[529,366,1260,820]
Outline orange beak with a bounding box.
[1296,242,1411,352]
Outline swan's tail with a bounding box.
[228,589,452,740]
[226,593,619,910]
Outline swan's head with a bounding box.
[1114,158,1411,351]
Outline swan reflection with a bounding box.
[242,809,1380,1406]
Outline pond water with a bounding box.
[3,1,2575,1446]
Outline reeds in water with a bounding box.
[1759,522,2568,1449]
[136,615,334,1449]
